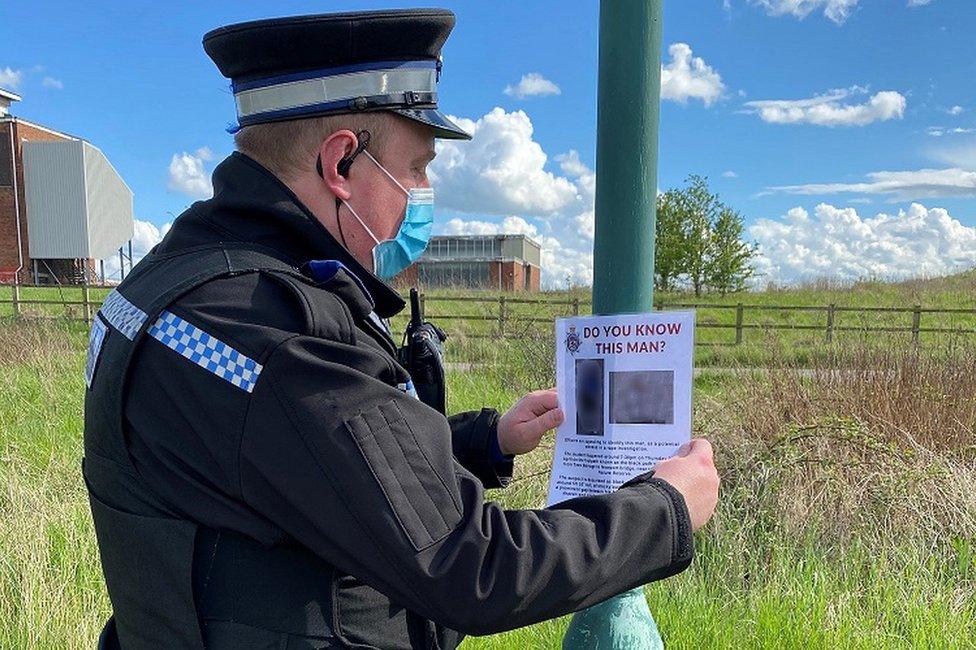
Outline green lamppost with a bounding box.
[562,1,665,648]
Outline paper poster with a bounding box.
[546,311,696,506]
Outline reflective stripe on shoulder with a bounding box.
[147,310,263,393]
[85,316,108,388]
[99,290,148,340]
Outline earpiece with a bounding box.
[337,129,372,178]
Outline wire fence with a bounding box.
[2,285,976,348]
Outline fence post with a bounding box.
[498,295,506,337]
[826,304,835,343]
[572,297,580,316]
[12,282,20,317]
[82,284,92,324]
[911,305,922,345]
[735,303,744,345]
[418,292,426,319]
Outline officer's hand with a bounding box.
[652,439,720,532]
[497,389,564,456]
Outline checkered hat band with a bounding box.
[147,310,263,393]
[99,290,148,340]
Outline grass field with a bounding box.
[1,277,975,648]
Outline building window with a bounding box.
[0,134,11,187]
[419,261,491,288]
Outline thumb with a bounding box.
[675,441,693,457]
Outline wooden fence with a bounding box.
[415,294,976,345]
[3,285,976,347]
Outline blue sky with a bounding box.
[3,0,976,286]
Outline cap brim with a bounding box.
[394,107,471,140]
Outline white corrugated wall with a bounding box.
[22,139,134,260]
[83,142,133,260]
[23,140,90,258]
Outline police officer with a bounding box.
[83,8,719,649]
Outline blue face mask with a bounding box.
[343,151,434,280]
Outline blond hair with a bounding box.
[234,112,394,181]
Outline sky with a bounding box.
[3,0,976,287]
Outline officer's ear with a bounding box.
[316,129,360,201]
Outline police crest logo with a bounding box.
[565,326,582,355]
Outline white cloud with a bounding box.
[947,105,965,116]
[100,220,171,281]
[41,76,63,90]
[746,0,934,24]
[723,170,739,178]
[743,86,906,127]
[927,137,976,169]
[748,0,859,24]
[440,216,593,288]
[167,148,214,199]
[926,126,975,137]
[765,168,976,200]
[430,108,580,216]
[503,73,561,99]
[430,110,599,287]
[750,203,976,284]
[554,149,595,206]
[0,67,23,90]
[660,43,725,107]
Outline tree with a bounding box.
[681,175,722,297]
[708,206,757,295]
[653,175,756,296]
[654,189,686,292]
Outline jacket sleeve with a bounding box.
[239,334,694,637]
[447,408,514,489]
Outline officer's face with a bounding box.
[343,118,436,252]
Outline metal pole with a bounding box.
[590,0,663,316]
[564,1,665,649]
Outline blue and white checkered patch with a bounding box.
[147,310,263,393]
[397,379,419,399]
[99,290,147,340]
[85,317,108,388]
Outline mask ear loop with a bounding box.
[362,150,410,195]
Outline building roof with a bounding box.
[429,233,541,248]
[0,88,22,102]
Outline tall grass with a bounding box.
[456,343,976,648]
[0,322,108,648]
[0,318,974,648]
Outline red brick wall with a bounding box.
[393,264,419,289]
[0,120,71,283]
[525,264,541,292]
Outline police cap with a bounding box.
[203,8,471,139]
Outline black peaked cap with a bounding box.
[203,9,471,139]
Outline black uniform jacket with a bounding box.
[105,152,694,647]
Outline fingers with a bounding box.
[519,407,564,436]
[528,389,559,415]
[542,407,564,430]
[685,438,714,461]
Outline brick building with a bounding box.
[0,89,133,284]
[397,234,542,291]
